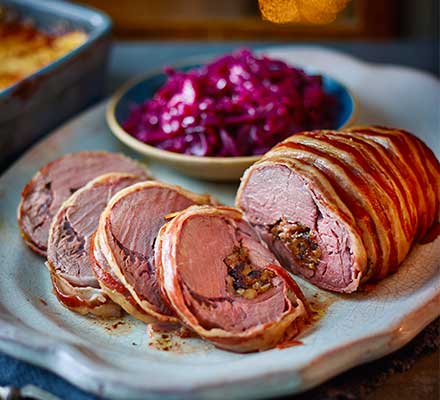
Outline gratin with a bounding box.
[0,14,87,90]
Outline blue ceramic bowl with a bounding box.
[107,62,357,181]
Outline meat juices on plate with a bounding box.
[96,181,216,322]
[18,151,150,256]
[236,126,440,293]
[155,206,310,353]
[46,173,144,317]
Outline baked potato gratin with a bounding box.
[0,8,87,91]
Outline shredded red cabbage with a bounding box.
[122,49,338,157]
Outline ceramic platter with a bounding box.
[0,47,439,400]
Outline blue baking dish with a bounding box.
[0,0,112,170]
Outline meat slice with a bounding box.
[97,181,216,323]
[155,206,310,353]
[90,231,154,323]
[18,151,150,256]
[236,126,440,293]
[46,173,144,316]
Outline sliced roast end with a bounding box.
[157,206,310,353]
[237,164,361,293]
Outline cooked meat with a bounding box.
[18,151,150,256]
[155,206,310,352]
[236,126,440,293]
[46,173,143,316]
[50,272,121,318]
[97,181,216,322]
[90,231,154,323]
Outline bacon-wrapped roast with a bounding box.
[96,181,216,322]
[18,151,150,256]
[46,173,143,317]
[236,126,439,293]
[155,206,310,352]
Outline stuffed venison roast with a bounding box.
[155,206,310,352]
[18,151,150,256]
[46,173,144,317]
[17,124,437,352]
[236,126,440,293]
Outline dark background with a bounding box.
[78,0,439,42]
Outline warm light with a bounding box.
[258,0,350,24]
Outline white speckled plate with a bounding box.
[0,47,439,400]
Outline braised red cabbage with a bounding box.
[122,49,338,157]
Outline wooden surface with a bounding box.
[369,352,439,400]
[292,319,439,400]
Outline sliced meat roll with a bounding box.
[155,206,310,353]
[236,126,440,293]
[47,173,144,317]
[18,151,150,256]
[97,181,216,323]
[90,231,154,323]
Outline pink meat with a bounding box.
[175,214,286,332]
[238,164,356,292]
[19,152,149,255]
[107,186,197,316]
[47,174,141,287]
